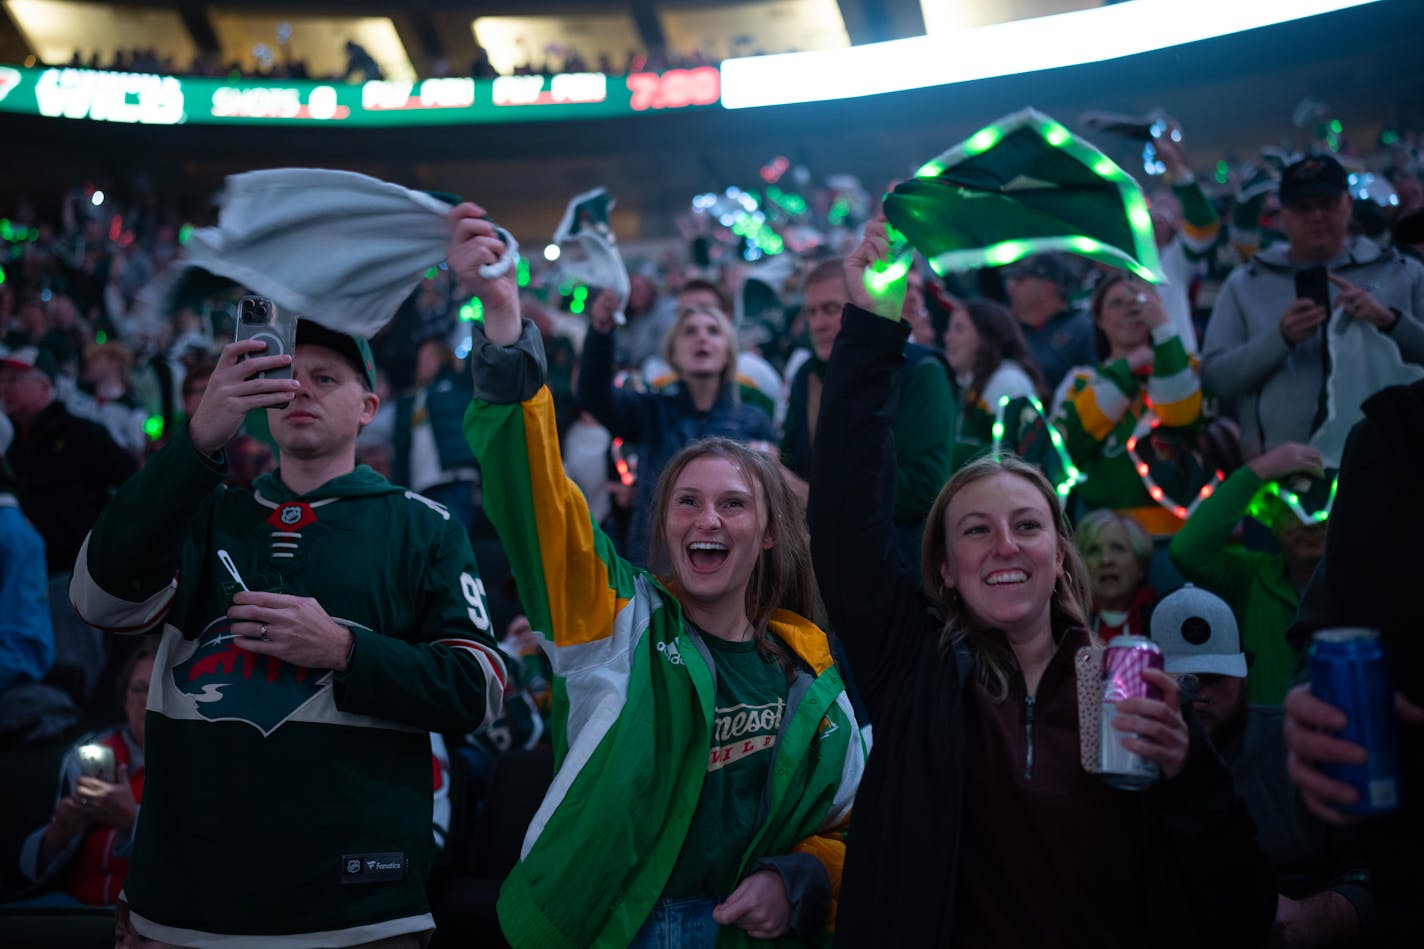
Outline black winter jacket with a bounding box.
[6,399,136,575]
[1289,378,1424,945]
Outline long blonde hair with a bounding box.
[661,303,741,393]
[920,453,1092,700]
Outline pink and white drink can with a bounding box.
[1098,635,1164,790]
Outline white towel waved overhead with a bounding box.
[143,168,517,338]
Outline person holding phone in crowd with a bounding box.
[68,317,507,947]
[1054,274,1201,539]
[1201,153,1424,459]
[452,205,863,948]
[807,214,1275,947]
[18,637,157,905]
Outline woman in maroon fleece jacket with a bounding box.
[807,216,1276,948]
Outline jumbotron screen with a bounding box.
[0,64,721,126]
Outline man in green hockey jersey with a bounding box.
[69,320,506,947]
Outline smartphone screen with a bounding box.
[691,236,711,268]
[77,743,117,783]
[1294,266,1330,309]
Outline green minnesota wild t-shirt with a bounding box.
[662,630,791,899]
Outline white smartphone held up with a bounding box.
[77,743,117,783]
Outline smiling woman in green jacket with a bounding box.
[450,205,864,949]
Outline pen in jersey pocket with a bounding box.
[217,549,250,592]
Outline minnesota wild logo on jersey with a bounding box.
[172,614,372,736]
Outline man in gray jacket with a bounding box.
[1202,154,1424,459]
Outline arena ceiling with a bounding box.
[3,1,1421,242]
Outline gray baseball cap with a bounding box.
[1149,584,1247,678]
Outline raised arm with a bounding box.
[575,288,649,440]
[1167,469,1262,602]
[1173,442,1321,595]
[1154,133,1221,261]
[450,205,639,674]
[1054,356,1144,466]
[1145,321,1202,428]
[808,219,940,715]
[891,356,954,523]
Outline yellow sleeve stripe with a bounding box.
[1148,366,1202,427]
[1181,219,1220,248]
[1073,385,1121,441]
[521,391,628,647]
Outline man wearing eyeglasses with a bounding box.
[781,258,953,575]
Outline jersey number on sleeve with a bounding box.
[460,573,491,632]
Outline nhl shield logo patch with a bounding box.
[267,502,317,531]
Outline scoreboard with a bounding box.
[0,64,723,126]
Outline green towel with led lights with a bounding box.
[884,107,1164,281]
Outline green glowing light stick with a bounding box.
[863,222,914,301]
[1246,474,1339,526]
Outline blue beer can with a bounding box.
[1308,628,1403,816]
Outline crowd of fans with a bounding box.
[54,40,729,82]
[1,112,1423,947]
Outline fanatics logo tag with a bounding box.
[267,502,317,530]
[341,852,407,884]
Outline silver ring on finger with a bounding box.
[260,623,270,642]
